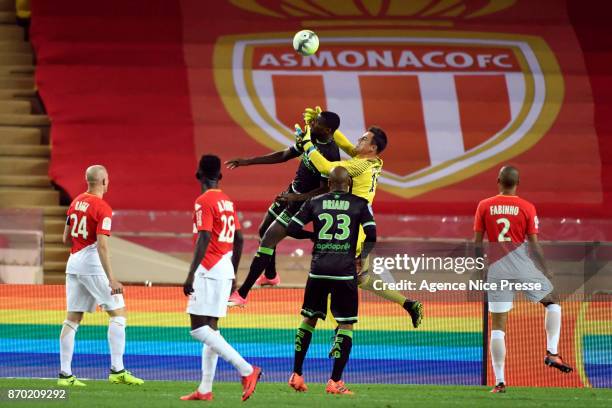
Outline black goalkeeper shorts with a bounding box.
[301,275,358,324]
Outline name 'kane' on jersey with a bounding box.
[290,191,376,278]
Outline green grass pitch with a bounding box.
[0,379,611,407]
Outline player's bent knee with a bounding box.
[66,312,84,323]
[190,324,217,343]
[107,307,127,318]
[303,317,318,328]
[258,222,269,239]
[62,319,80,332]
[356,272,370,286]
[490,312,508,331]
[262,225,286,247]
[109,315,127,326]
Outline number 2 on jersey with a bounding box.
[218,214,235,243]
[496,217,511,242]
[69,214,88,239]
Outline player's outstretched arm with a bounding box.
[359,203,377,258]
[286,219,315,241]
[232,230,244,273]
[300,128,337,176]
[473,231,486,279]
[62,219,72,248]
[361,225,377,258]
[225,147,299,169]
[473,231,484,257]
[333,129,357,157]
[286,202,315,241]
[97,234,123,294]
[527,234,551,278]
[183,231,211,296]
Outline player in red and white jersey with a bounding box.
[473,166,572,394]
[59,165,143,387]
[181,155,261,402]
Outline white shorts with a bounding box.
[66,244,105,275]
[66,274,125,313]
[187,266,233,318]
[487,246,553,313]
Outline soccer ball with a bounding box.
[293,30,319,56]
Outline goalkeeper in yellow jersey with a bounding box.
[298,107,423,328]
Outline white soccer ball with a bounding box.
[293,30,319,56]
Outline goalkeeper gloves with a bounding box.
[303,106,322,125]
[294,124,314,153]
[294,124,306,152]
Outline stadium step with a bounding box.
[0,11,15,24]
[0,144,49,157]
[44,245,70,263]
[44,218,67,235]
[39,205,69,216]
[0,126,40,144]
[0,25,21,40]
[0,157,48,174]
[0,174,50,187]
[0,76,34,89]
[0,113,49,126]
[44,233,64,244]
[0,65,34,75]
[0,0,14,12]
[43,270,66,284]
[0,100,30,113]
[43,260,67,273]
[0,52,31,65]
[0,20,69,283]
[12,205,68,216]
[0,89,36,99]
[0,187,59,206]
[0,40,30,53]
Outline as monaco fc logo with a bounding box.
[214,30,563,198]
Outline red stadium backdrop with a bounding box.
[17,0,612,389]
[30,0,612,218]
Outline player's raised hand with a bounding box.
[109,279,124,295]
[294,124,306,152]
[303,106,322,125]
[302,124,312,145]
[225,158,247,169]
[295,124,312,149]
[183,277,194,296]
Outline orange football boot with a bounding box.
[325,379,353,395]
[288,373,308,392]
[180,390,213,401]
[241,366,262,401]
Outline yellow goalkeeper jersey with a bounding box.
[306,130,382,204]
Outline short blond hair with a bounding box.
[85,165,107,185]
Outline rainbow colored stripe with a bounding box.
[0,285,482,384]
[0,285,609,387]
